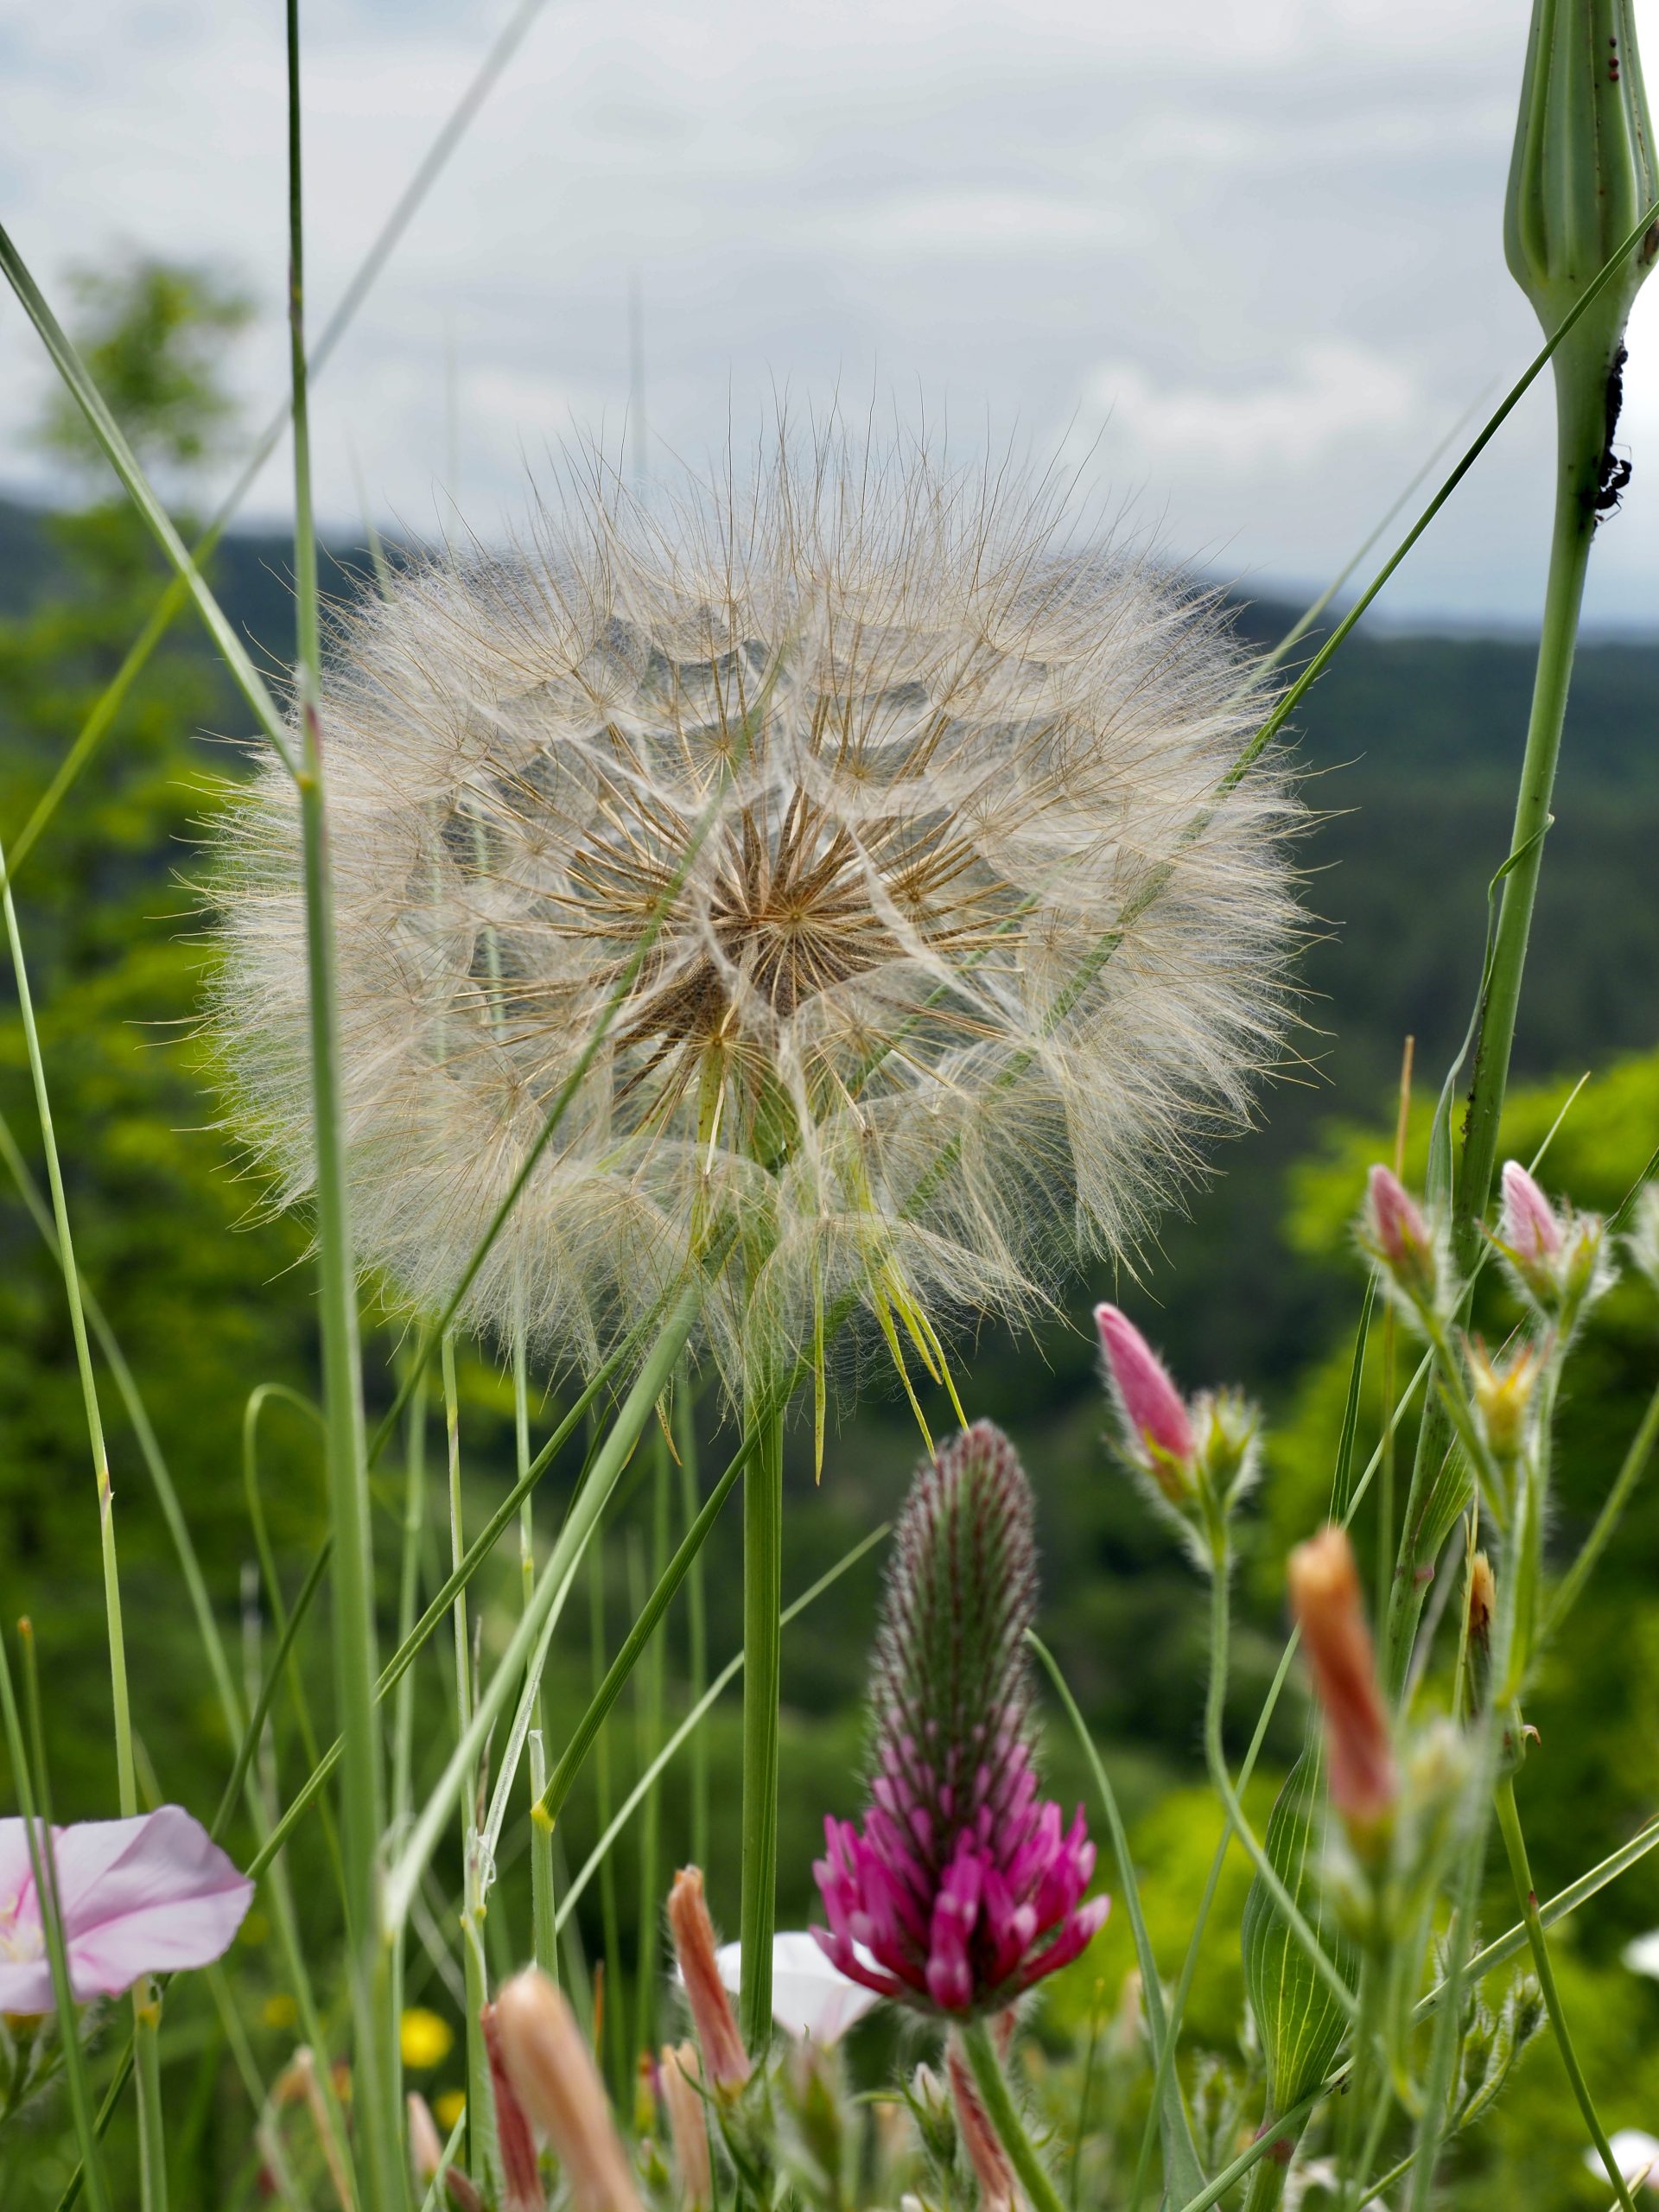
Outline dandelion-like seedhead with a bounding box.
[207,432,1298,1388]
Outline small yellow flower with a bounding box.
[400,2006,455,2070]
[262,1993,298,2031]
[434,2089,467,2133]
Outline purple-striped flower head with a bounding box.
[811,1421,1108,2018]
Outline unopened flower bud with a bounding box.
[906,2062,957,2168]
[658,2044,711,2211]
[1288,1527,1397,1852]
[1495,1159,1611,1322]
[480,2001,548,2212]
[946,2042,1015,2212]
[1466,1338,1540,1465]
[1193,1389,1261,1508]
[668,1868,751,2088]
[407,2093,480,2212]
[492,1968,644,2212]
[1465,1551,1497,1713]
[1362,1166,1440,1310]
[1096,1303,1197,1498]
[1506,0,1656,514]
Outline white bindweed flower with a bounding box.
[1584,2131,1659,2193]
[715,1931,881,2044]
[207,432,1297,1394]
[1622,1930,1659,1978]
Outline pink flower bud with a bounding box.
[1095,1305,1196,1492]
[659,2044,712,2210]
[407,2094,481,2212]
[1287,1527,1397,1848]
[1363,1166,1437,1304]
[1500,1160,1562,1262]
[492,1968,643,2212]
[667,1868,751,2088]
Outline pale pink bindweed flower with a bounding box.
[208,431,1298,1395]
[0,1807,252,2012]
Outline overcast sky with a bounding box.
[3,0,1658,627]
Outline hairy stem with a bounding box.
[957,2019,1068,2212]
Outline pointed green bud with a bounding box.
[1505,0,1659,513]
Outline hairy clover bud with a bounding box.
[1495,1159,1611,1329]
[813,1423,1108,2017]
[1360,1166,1441,1316]
[493,1968,643,2212]
[668,1869,751,2089]
[1096,1304,1259,1561]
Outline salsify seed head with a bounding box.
[812,1421,1108,2016]
[206,429,1298,1392]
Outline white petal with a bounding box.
[1584,2132,1659,2190]
[714,1933,882,2044]
[1623,1931,1659,1979]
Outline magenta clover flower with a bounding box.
[812,1421,1108,2018]
[0,1808,253,2012]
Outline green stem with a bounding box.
[515,1326,559,1986]
[1203,1551,1357,2022]
[1495,1776,1637,2212]
[390,1360,429,2088]
[676,1373,710,1870]
[286,0,393,2192]
[1453,358,1603,1270]
[739,1395,786,2053]
[589,1535,629,2105]
[957,2019,1068,2212]
[632,1438,671,2060]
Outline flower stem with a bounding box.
[957,2019,1068,2212]
[1204,1549,1357,2022]
[1453,355,1604,1272]
[1494,1774,1638,2212]
[739,1394,786,2053]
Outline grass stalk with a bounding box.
[1494,1775,1637,2212]
[632,1440,671,2061]
[739,1394,786,2052]
[589,1537,629,2105]
[675,1374,710,1867]
[514,1324,559,1984]
[284,2,395,2196]
[0,1630,112,2212]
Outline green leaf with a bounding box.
[1242,1751,1356,2120]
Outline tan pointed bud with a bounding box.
[1466,1337,1540,1464]
[408,2092,482,2212]
[659,2044,712,2211]
[480,1999,550,2212]
[1287,1526,1397,1852]
[667,1869,751,2088]
[492,1969,644,2212]
[1467,1551,1497,1657]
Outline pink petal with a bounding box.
[55,1809,252,1999]
[1500,1160,1562,1262]
[1095,1305,1195,1465]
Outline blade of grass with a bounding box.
[556,1522,892,1931]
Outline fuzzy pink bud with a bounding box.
[1095,1304,1196,1493]
[1363,1166,1438,1304]
[1500,1160,1563,1263]
[481,2000,549,2212]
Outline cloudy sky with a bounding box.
[3,0,1658,626]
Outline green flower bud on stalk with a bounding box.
[1505,0,1658,513]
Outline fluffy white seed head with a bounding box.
[206,434,1300,1395]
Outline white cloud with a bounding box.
[1,0,1656,622]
